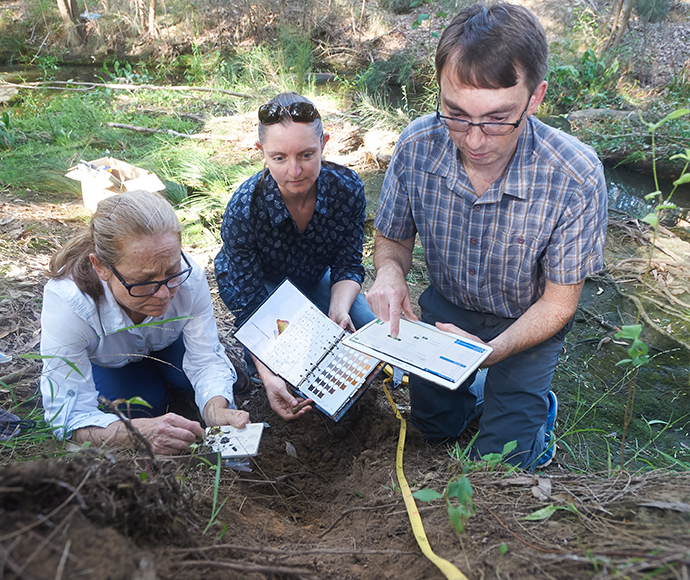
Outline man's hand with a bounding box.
[203,395,250,429]
[263,374,313,421]
[368,234,418,337]
[367,266,417,337]
[436,322,496,367]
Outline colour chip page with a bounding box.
[234,280,343,387]
[343,319,492,390]
[234,279,381,420]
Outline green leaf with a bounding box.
[431,31,439,38]
[615,325,642,340]
[644,190,662,200]
[673,173,690,186]
[656,203,677,210]
[447,505,465,534]
[502,440,518,456]
[523,504,559,521]
[669,149,690,162]
[480,452,503,464]
[641,213,659,227]
[458,477,474,503]
[632,354,650,367]
[418,13,430,21]
[139,471,150,481]
[412,488,443,502]
[436,11,447,18]
[127,396,152,408]
[648,108,690,131]
[615,358,633,366]
[499,543,508,555]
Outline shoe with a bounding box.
[538,391,558,468]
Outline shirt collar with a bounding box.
[421,115,536,201]
[263,168,329,227]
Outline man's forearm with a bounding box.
[372,232,415,277]
[487,280,584,365]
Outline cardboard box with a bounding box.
[65,157,166,211]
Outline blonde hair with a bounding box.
[48,190,181,302]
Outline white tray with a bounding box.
[205,423,264,458]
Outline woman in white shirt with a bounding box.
[40,190,249,454]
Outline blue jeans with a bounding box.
[409,286,572,469]
[245,269,375,373]
[92,335,195,418]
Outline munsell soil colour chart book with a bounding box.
[234,279,382,421]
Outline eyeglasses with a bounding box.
[110,252,193,297]
[258,102,321,125]
[435,94,530,136]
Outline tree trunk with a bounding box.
[55,0,83,46]
[147,0,156,36]
[612,0,635,50]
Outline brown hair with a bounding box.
[435,3,548,95]
[48,190,181,303]
[257,92,324,145]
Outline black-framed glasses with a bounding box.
[435,94,530,136]
[109,252,193,297]
[258,102,321,125]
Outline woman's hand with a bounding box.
[73,413,206,456]
[203,396,250,429]
[133,414,206,454]
[263,374,313,421]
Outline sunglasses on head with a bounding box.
[258,102,321,125]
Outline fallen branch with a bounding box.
[172,560,316,577]
[169,543,414,556]
[0,79,252,98]
[107,122,237,141]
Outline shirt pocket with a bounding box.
[487,230,541,305]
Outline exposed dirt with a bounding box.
[2,190,690,580]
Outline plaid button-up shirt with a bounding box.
[375,114,607,319]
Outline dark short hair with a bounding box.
[435,3,548,95]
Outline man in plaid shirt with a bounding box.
[368,2,607,469]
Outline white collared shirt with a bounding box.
[40,257,237,438]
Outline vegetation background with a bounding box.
[1,0,690,578]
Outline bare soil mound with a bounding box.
[3,378,690,580]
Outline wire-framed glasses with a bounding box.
[110,252,193,297]
[435,94,530,136]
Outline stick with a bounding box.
[106,122,239,141]
[0,79,252,98]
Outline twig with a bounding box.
[54,539,71,580]
[172,560,316,576]
[40,479,87,509]
[0,79,252,98]
[318,501,400,537]
[107,122,238,141]
[97,396,159,468]
[169,544,414,556]
[0,470,92,542]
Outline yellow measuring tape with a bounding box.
[382,380,468,580]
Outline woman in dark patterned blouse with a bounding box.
[214,92,375,421]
